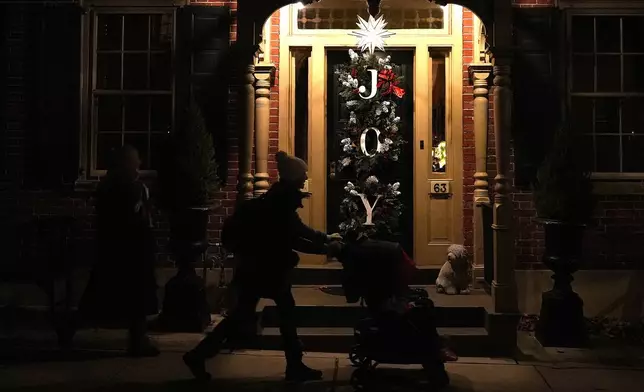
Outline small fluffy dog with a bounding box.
[436,244,472,295]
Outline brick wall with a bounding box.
[462,9,475,252]
[4,0,643,271]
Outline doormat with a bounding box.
[319,286,345,296]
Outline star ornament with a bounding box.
[349,15,395,55]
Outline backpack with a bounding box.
[221,198,263,253]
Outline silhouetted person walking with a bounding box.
[183,151,340,383]
[79,145,159,357]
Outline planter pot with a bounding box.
[541,219,585,276]
[536,219,588,348]
[160,206,212,332]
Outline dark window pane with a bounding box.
[571,16,595,53]
[570,97,593,134]
[150,14,173,51]
[581,135,595,171]
[624,55,644,93]
[97,96,122,132]
[623,16,644,53]
[594,98,620,134]
[294,51,309,163]
[596,55,621,92]
[150,95,172,132]
[622,98,644,135]
[572,55,594,92]
[124,14,149,50]
[124,96,149,132]
[150,133,168,170]
[124,134,149,170]
[623,135,644,172]
[97,15,122,51]
[150,53,172,90]
[596,16,621,53]
[96,53,121,90]
[97,133,123,170]
[595,135,621,172]
[123,53,148,90]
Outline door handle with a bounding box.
[329,161,336,180]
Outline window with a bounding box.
[91,11,174,173]
[296,0,444,30]
[569,14,644,174]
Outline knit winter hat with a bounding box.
[276,151,308,183]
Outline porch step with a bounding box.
[258,285,490,328]
[251,285,494,356]
[292,264,441,285]
[260,303,487,328]
[247,327,491,357]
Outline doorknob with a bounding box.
[329,161,336,180]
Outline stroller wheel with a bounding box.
[423,362,450,390]
[350,367,371,391]
[349,345,365,367]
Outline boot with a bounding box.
[183,351,212,382]
[285,361,323,383]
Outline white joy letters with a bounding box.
[357,193,381,226]
[360,127,383,157]
[358,69,378,100]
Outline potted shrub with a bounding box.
[157,99,221,331]
[533,125,596,347]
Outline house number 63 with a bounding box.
[430,181,450,194]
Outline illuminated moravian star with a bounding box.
[349,15,395,55]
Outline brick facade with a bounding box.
[2,0,643,271]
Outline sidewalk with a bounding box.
[3,346,644,392]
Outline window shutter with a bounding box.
[21,4,81,190]
[512,7,564,188]
[176,5,231,185]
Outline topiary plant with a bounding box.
[533,125,596,223]
[158,99,220,212]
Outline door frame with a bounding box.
[277,4,464,265]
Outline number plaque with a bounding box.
[430,181,450,195]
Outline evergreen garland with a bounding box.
[334,49,407,242]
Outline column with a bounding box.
[491,54,518,314]
[469,64,493,271]
[238,62,256,201]
[254,64,276,197]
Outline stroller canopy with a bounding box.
[339,239,416,307]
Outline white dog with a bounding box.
[436,244,472,295]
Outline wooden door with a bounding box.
[413,50,463,266]
[325,49,415,256]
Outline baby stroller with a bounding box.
[334,239,451,391]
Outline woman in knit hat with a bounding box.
[184,151,341,383]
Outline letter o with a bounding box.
[360,127,383,157]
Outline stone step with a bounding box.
[259,304,487,328]
[292,264,441,285]
[243,327,492,357]
[258,286,491,329]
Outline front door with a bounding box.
[326,49,415,256]
[279,7,465,267]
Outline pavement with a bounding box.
[2,341,644,392]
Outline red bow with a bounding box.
[378,69,405,99]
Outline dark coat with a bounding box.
[79,175,158,325]
[227,182,329,296]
